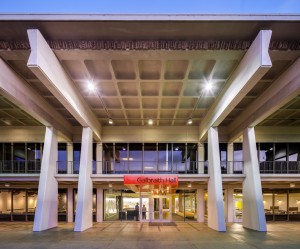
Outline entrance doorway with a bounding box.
[152,196,171,222]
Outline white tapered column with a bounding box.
[74,127,93,231]
[207,127,226,231]
[242,127,266,231]
[33,127,58,231]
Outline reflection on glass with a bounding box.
[289,190,300,221]
[104,189,121,221]
[233,190,243,222]
[58,190,67,213]
[144,143,157,172]
[12,190,26,214]
[27,190,37,213]
[0,190,12,221]
[173,143,186,173]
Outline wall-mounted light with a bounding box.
[187,118,193,125]
[187,183,192,188]
[4,183,10,187]
[290,183,296,188]
[108,183,112,188]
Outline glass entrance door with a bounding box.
[152,196,171,222]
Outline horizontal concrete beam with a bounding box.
[199,30,272,141]
[27,29,102,141]
[0,58,72,141]
[228,57,300,141]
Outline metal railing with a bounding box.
[260,161,300,174]
[0,160,41,174]
[220,161,244,174]
[5,160,300,175]
[101,161,200,174]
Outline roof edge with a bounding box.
[0,13,300,21]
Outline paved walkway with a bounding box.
[0,222,299,249]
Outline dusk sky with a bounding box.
[1,0,300,14]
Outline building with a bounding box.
[0,14,300,232]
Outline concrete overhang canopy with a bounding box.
[0,14,299,138]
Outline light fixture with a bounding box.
[122,147,126,151]
[187,118,193,125]
[88,81,95,92]
[290,183,296,188]
[187,183,192,188]
[4,183,10,187]
[108,183,112,188]
[175,147,179,151]
[108,118,114,125]
[205,81,212,91]
[148,119,153,125]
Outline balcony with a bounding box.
[101,161,200,174]
[220,161,244,174]
[0,160,41,174]
[2,160,300,175]
[260,161,300,174]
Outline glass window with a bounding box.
[220,143,227,173]
[73,143,81,174]
[288,144,300,173]
[262,190,273,221]
[274,143,287,173]
[144,143,156,172]
[288,143,300,161]
[104,189,121,221]
[158,143,172,172]
[274,190,288,221]
[58,189,67,214]
[103,143,114,173]
[173,143,186,173]
[115,143,129,173]
[259,143,274,162]
[122,191,140,221]
[289,190,300,221]
[187,143,197,174]
[12,190,26,219]
[233,143,243,173]
[128,143,142,173]
[233,189,243,222]
[13,143,25,173]
[0,190,12,221]
[57,143,67,173]
[27,143,42,173]
[259,143,274,174]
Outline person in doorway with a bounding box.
[135,203,139,221]
[142,204,147,219]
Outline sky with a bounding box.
[1,0,300,14]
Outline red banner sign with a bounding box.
[124,175,178,186]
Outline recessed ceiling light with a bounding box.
[205,82,212,91]
[148,119,153,125]
[187,118,193,125]
[88,81,95,91]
